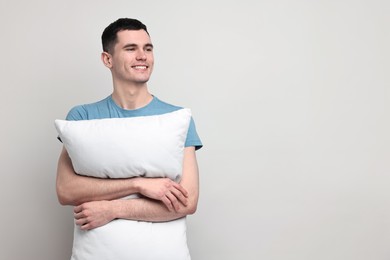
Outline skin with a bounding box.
[56,29,200,230]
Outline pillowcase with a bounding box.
[55,108,192,260]
[55,108,191,182]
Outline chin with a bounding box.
[134,78,150,84]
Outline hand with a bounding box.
[135,178,188,212]
[74,201,115,230]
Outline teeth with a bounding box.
[133,66,147,69]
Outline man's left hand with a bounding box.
[74,201,115,230]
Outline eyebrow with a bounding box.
[123,43,154,49]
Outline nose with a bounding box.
[136,50,147,60]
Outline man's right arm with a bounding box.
[56,147,187,207]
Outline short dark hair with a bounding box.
[101,18,149,53]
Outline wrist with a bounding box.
[111,200,123,219]
[131,177,143,194]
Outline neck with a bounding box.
[111,81,153,110]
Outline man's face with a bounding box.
[108,29,154,85]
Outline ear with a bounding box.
[101,52,112,68]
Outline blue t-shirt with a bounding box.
[66,95,203,150]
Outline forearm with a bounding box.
[113,147,199,222]
[57,175,138,206]
[112,197,196,222]
[73,147,200,230]
[56,147,141,206]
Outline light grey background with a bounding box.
[1,0,389,259]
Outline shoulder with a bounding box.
[151,96,184,113]
[65,96,110,120]
[152,97,203,150]
[65,105,87,120]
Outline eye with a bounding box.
[145,47,153,52]
[125,48,136,51]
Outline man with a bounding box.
[56,18,202,259]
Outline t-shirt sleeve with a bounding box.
[185,117,203,150]
[66,105,88,121]
[57,105,87,143]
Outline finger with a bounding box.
[172,182,188,197]
[75,218,88,226]
[162,196,174,212]
[74,211,85,220]
[80,223,92,231]
[171,188,188,206]
[74,205,82,214]
[166,192,180,212]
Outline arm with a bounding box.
[74,146,199,230]
[56,147,188,207]
[56,147,138,205]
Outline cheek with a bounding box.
[148,54,154,63]
[149,59,155,69]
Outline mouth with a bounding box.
[131,65,148,70]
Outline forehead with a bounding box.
[115,30,152,47]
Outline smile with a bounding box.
[132,65,148,70]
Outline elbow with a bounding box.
[56,183,78,206]
[186,204,197,215]
[187,197,198,215]
[57,195,71,206]
[56,149,81,206]
[57,193,79,206]
[56,187,70,205]
[182,198,198,215]
[57,197,69,206]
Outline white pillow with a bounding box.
[55,108,191,182]
[71,217,190,260]
[55,108,192,260]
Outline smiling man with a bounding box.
[56,18,202,260]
